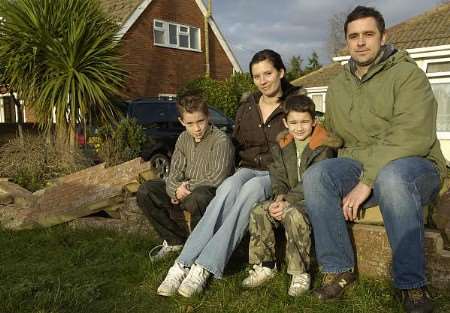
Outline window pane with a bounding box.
[180,26,188,33]
[179,34,189,48]
[432,83,450,132]
[154,29,165,44]
[154,21,163,28]
[311,94,324,112]
[169,24,177,45]
[190,27,199,50]
[427,62,450,74]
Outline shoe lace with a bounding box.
[186,265,208,285]
[149,240,182,261]
[292,274,309,287]
[322,273,337,286]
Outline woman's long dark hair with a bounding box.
[249,49,297,100]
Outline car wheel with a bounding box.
[149,153,170,179]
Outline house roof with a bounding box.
[385,2,450,50]
[99,0,242,72]
[98,0,143,24]
[291,63,343,88]
[296,3,450,88]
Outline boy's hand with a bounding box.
[176,182,191,201]
[269,200,289,221]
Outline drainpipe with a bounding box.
[204,0,211,77]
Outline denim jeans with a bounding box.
[303,157,441,289]
[177,167,272,278]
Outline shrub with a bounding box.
[0,134,92,191]
[96,118,146,166]
[180,73,256,119]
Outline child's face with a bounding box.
[283,111,315,141]
[179,111,209,142]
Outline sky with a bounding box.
[207,0,446,71]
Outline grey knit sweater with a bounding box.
[165,125,235,199]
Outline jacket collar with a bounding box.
[277,124,342,150]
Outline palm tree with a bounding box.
[0,0,126,148]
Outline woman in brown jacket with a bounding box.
[157,49,305,297]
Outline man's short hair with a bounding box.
[176,89,208,119]
[283,94,315,119]
[344,6,385,37]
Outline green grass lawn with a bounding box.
[1,226,449,313]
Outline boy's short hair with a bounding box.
[176,89,209,119]
[344,6,385,37]
[283,94,316,119]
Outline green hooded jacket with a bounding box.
[269,124,342,205]
[325,47,447,187]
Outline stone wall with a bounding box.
[352,224,450,289]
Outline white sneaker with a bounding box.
[157,262,188,296]
[177,264,210,297]
[148,240,183,262]
[241,264,277,288]
[288,273,311,296]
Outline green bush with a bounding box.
[0,134,92,191]
[97,118,146,166]
[181,73,256,119]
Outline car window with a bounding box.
[209,108,229,125]
[129,101,182,125]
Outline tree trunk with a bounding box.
[10,91,24,145]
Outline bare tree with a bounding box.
[326,11,348,60]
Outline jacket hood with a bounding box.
[346,45,414,81]
[276,124,343,150]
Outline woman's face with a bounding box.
[251,59,284,98]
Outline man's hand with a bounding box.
[175,182,191,201]
[342,182,372,221]
[268,200,289,221]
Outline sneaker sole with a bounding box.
[178,287,199,298]
[157,289,176,297]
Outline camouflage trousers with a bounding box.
[248,200,311,275]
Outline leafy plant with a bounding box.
[0,134,92,191]
[0,0,126,148]
[97,118,147,166]
[181,73,256,119]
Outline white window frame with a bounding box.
[431,76,450,139]
[424,57,450,78]
[153,19,201,52]
[0,96,4,123]
[158,93,177,100]
[306,87,328,113]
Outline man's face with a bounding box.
[179,111,209,142]
[346,17,386,68]
[283,111,315,141]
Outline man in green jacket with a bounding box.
[302,6,446,313]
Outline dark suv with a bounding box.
[127,98,234,179]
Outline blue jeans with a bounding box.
[303,157,441,289]
[177,168,272,278]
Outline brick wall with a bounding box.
[119,0,234,99]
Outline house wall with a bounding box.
[119,0,234,99]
